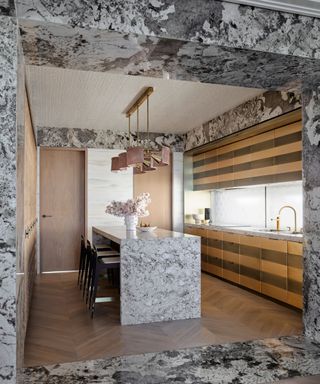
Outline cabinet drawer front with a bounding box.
[287,292,303,309]
[206,263,223,277]
[240,254,260,269]
[223,250,239,264]
[240,235,261,248]
[288,241,303,256]
[207,245,223,259]
[223,232,240,244]
[260,238,287,253]
[261,259,287,278]
[240,275,261,293]
[207,230,223,240]
[261,283,287,302]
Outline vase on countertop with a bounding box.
[124,214,138,231]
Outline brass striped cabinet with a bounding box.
[184,226,303,309]
[192,118,302,191]
[287,241,303,309]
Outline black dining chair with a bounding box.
[87,245,120,318]
[78,235,87,289]
[84,240,120,304]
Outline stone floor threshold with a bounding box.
[20,335,320,384]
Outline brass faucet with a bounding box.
[278,205,297,232]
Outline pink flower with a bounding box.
[105,193,151,217]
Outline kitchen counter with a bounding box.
[92,226,201,326]
[185,223,303,243]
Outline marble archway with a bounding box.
[1,0,320,381]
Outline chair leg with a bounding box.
[82,255,90,299]
[90,269,99,318]
[78,250,85,288]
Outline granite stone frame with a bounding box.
[1,0,320,382]
[0,11,18,384]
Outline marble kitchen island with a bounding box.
[92,226,201,326]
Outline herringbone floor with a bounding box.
[24,272,302,367]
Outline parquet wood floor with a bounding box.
[24,272,302,367]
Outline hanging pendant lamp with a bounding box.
[111,156,120,172]
[126,105,144,167]
[110,86,171,174]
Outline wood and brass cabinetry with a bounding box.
[192,112,302,191]
[185,226,303,309]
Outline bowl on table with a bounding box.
[137,226,157,232]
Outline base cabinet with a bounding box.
[185,225,303,309]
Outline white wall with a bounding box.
[87,149,133,241]
[172,152,184,232]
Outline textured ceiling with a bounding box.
[225,0,320,17]
[26,66,262,134]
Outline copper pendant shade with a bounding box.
[118,152,128,170]
[126,146,144,167]
[110,86,170,174]
[111,156,120,172]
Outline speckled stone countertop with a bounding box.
[93,226,198,245]
[185,223,303,243]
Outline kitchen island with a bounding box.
[92,226,201,326]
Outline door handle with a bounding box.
[42,214,53,218]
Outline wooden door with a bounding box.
[40,148,85,272]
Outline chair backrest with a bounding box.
[81,235,86,256]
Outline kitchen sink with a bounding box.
[258,228,302,235]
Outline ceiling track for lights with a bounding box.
[111,87,170,174]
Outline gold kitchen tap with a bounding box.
[278,205,297,232]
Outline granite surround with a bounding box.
[93,226,201,326]
[0,13,18,384]
[18,19,320,90]
[302,86,320,344]
[1,0,320,380]
[186,89,301,150]
[37,127,185,152]
[15,1,320,60]
[20,335,320,384]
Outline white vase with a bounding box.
[124,215,138,231]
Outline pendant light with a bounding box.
[126,105,144,167]
[110,86,170,174]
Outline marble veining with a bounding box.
[20,335,320,383]
[37,126,185,152]
[120,235,200,325]
[0,14,18,384]
[0,0,15,17]
[16,0,320,59]
[302,86,320,344]
[18,19,320,91]
[186,90,301,150]
[93,226,200,326]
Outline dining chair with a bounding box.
[78,235,86,289]
[87,245,120,317]
[84,241,120,304]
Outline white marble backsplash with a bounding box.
[87,149,133,241]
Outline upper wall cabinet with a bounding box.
[191,110,302,191]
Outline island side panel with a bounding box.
[120,236,201,325]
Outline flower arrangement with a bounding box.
[105,193,151,218]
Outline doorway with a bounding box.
[39,148,85,272]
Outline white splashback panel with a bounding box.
[87,149,133,241]
[211,187,265,227]
[266,182,303,231]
